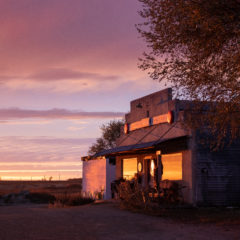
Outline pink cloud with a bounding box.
[0,0,146,91]
[0,136,95,163]
[0,1,142,67]
[0,120,51,125]
[28,68,119,82]
[0,108,125,120]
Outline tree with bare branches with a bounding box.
[137,0,240,148]
[88,120,124,155]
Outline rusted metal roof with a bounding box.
[93,136,188,158]
[93,141,156,157]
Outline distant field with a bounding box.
[0,179,82,196]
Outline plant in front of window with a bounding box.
[116,179,151,210]
[116,178,185,210]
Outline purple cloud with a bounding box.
[0,108,125,120]
[28,68,119,82]
[0,0,143,73]
[0,136,95,146]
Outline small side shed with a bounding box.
[81,157,115,200]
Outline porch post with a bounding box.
[156,150,162,188]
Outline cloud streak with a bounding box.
[0,136,96,163]
[0,136,92,179]
[0,120,51,125]
[0,68,120,82]
[29,68,119,82]
[67,126,86,132]
[0,108,125,120]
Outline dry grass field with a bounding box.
[0,179,82,196]
[0,179,85,205]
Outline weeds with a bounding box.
[114,180,240,225]
[49,193,94,208]
[115,179,184,211]
[116,181,151,210]
[0,180,84,206]
[26,192,56,204]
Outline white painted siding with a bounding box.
[82,158,116,200]
[106,158,116,199]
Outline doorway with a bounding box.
[145,158,157,188]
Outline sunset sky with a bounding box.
[0,0,163,180]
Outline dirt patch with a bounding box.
[121,205,240,226]
[0,202,239,240]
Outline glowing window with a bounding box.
[161,153,182,180]
[123,158,137,180]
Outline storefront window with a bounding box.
[161,153,182,180]
[123,158,137,180]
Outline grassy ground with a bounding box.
[118,203,240,226]
[0,179,86,205]
[0,179,82,196]
[151,207,240,225]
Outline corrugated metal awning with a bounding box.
[93,141,156,157]
[93,135,188,158]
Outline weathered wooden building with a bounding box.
[82,88,240,205]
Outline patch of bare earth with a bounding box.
[0,202,239,240]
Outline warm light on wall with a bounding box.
[124,111,174,134]
[124,123,129,134]
[150,159,155,177]
[167,111,174,124]
[137,162,143,172]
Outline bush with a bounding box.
[158,180,184,204]
[50,193,94,208]
[27,192,56,204]
[116,181,151,210]
[116,179,184,210]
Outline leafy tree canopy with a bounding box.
[88,120,124,156]
[137,0,240,148]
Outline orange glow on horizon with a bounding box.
[1,176,46,181]
[0,169,82,181]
